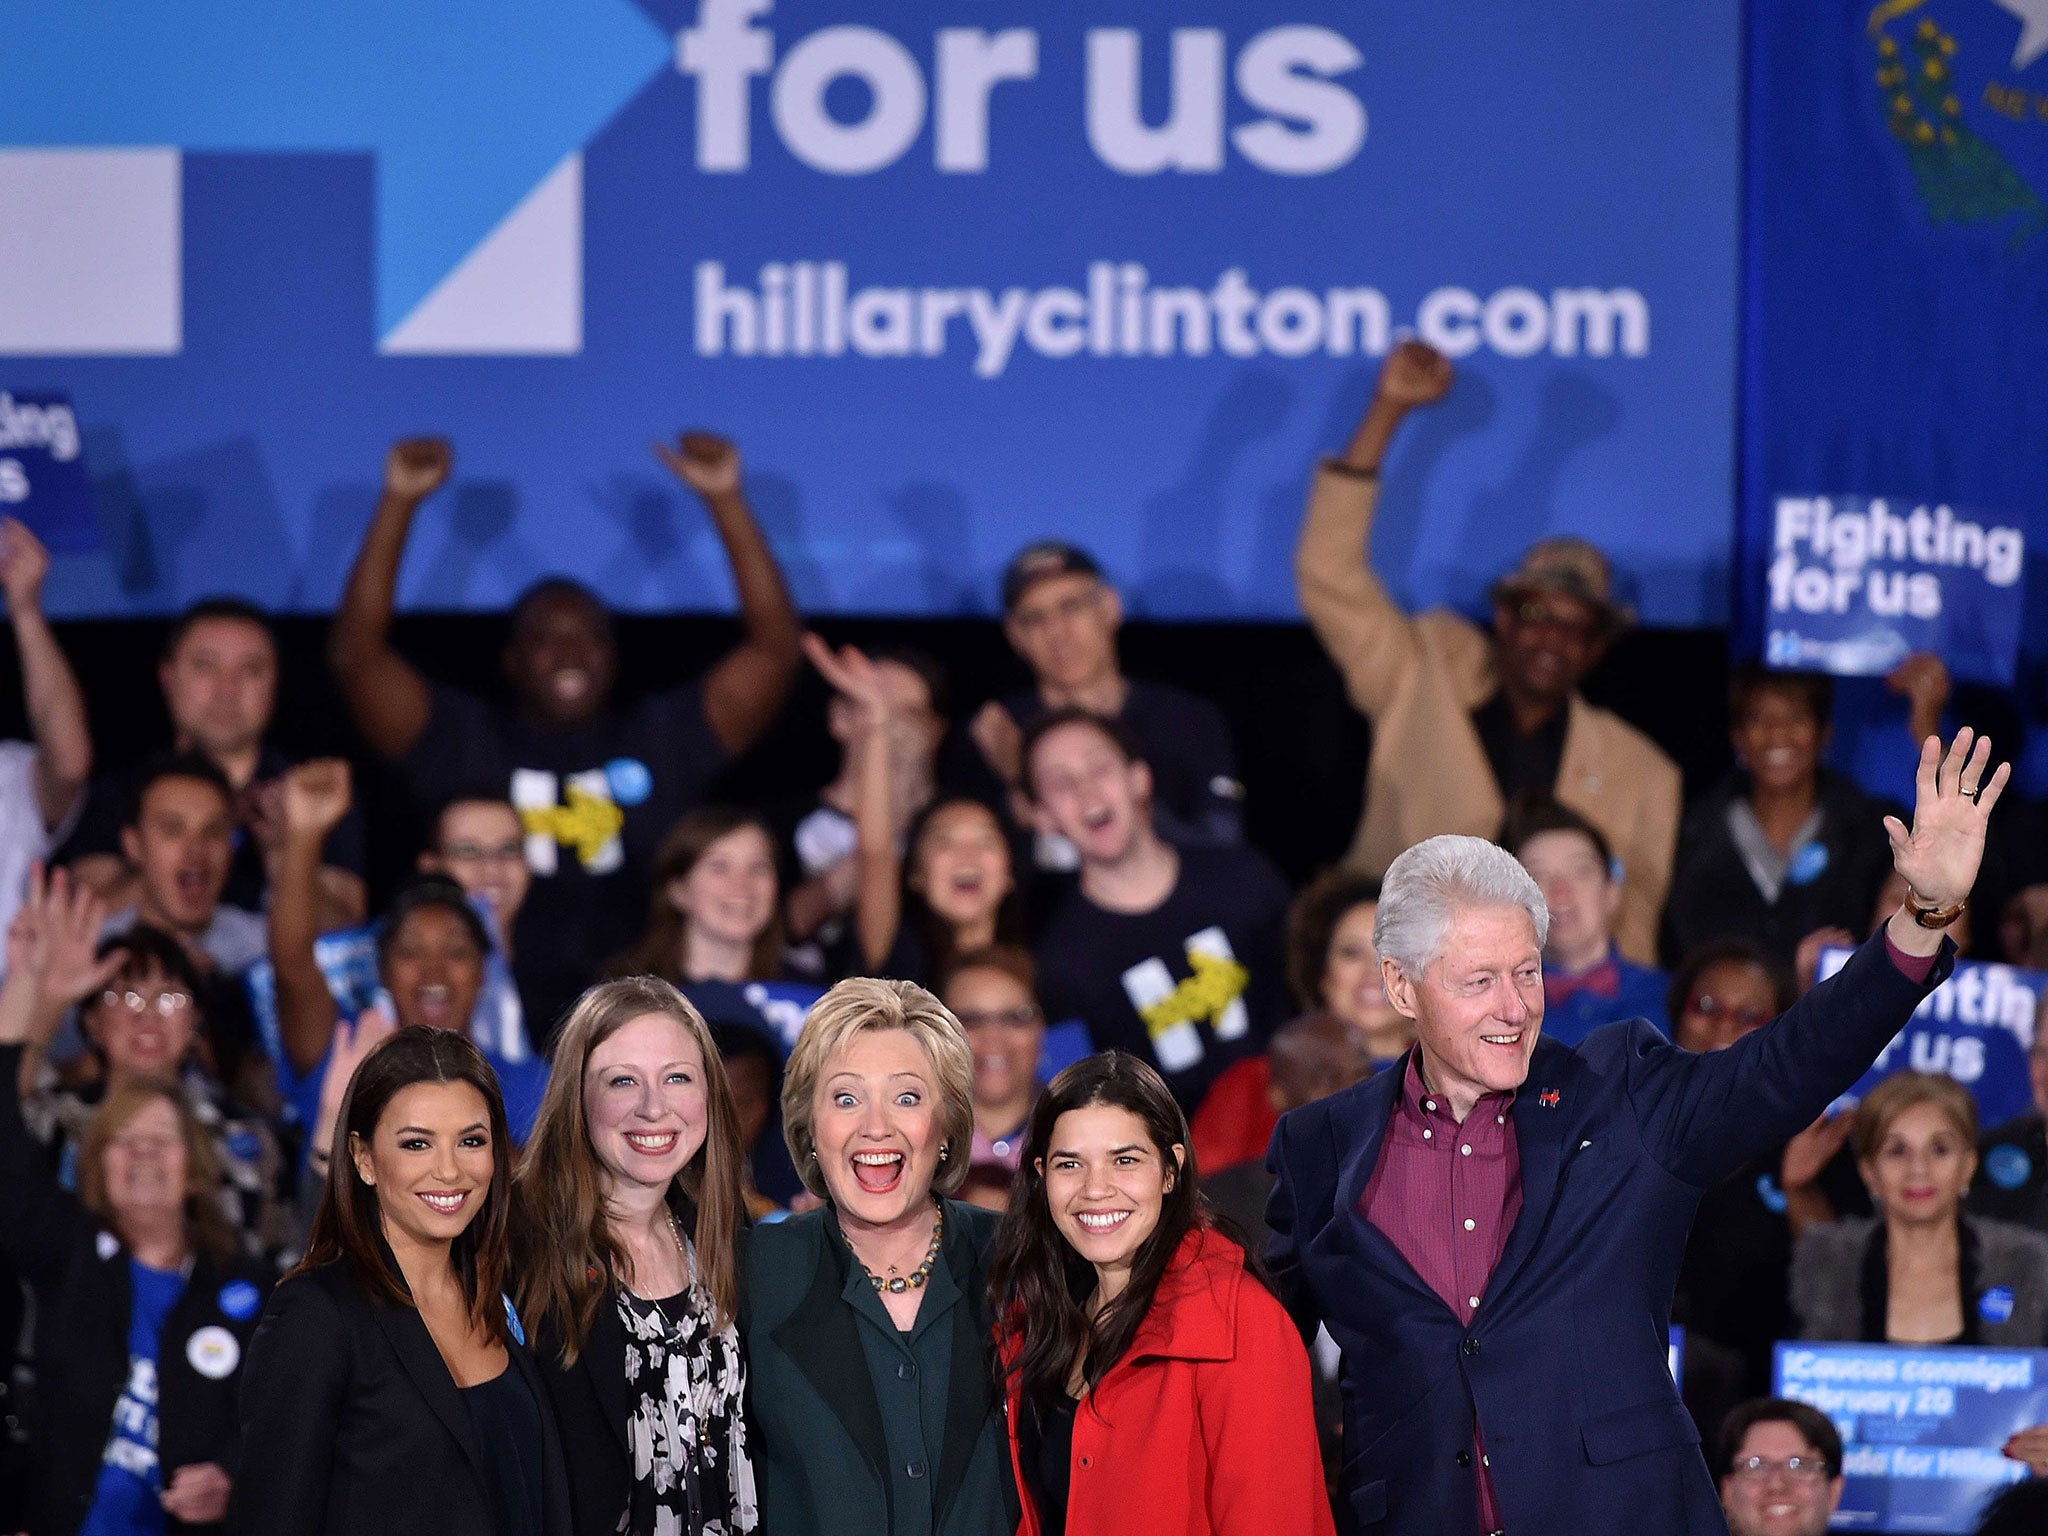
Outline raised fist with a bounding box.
[0,517,50,614]
[384,437,453,504]
[655,431,743,499]
[281,759,353,839]
[1374,340,1454,410]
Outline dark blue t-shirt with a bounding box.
[81,1258,187,1536]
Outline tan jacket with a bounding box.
[1295,463,1680,963]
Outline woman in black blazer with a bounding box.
[0,890,271,1536]
[514,977,756,1536]
[230,1027,572,1536]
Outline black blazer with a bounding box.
[524,1196,750,1536]
[228,1262,573,1536]
[0,1044,271,1536]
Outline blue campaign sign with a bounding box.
[0,391,98,553]
[1763,495,2026,685]
[1775,1343,2046,1532]
[1741,3,2048,684]
[0,2,1738,621]
[1819,947,2042,1129]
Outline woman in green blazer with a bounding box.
[745,977,1017,1536]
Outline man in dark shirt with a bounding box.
[1023,709,1288,1113]
[970,542,1242,852]
[63,599,367,931]
[328,433,800,1041]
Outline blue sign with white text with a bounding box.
[0,391,98,553]
[0,2,1738,621]
[1742,3,2048,691]
[1776,1344,2046,1532]
[1820,947,2043,1129]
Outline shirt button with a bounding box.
[896,1362,915,1381]
[1079,1456,1092,1469]
[1461,1144,1472,1156]
[1482,1455,1491,1468]
[1467,1296,1480,1310]
[1424,1099,1437,1112]
[1496,1115,1505,1125]
[1463,1218,1477,1231]
[1422,1129,1433,1140]
[907,1460,927,1480]
[993,1140,1010,1156]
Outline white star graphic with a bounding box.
[1994,0,2048,70]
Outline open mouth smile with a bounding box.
[851,1149,905,1194]
[417,1190,470,1216]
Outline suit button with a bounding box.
[907,1460,927,1480]
[1456,1451,1472,1468]
[896,1362,915,1381]
[1462,1338,1481,1356]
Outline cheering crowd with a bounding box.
[0,341,2044,1536]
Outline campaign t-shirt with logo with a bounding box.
[80,1259,187,1536]
[403,682,727,1043]
[1033,843,1291,1112]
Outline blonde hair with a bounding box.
[1852,1071,1980,1162]
[782,977,975,1202]
[81,1077,236,1268]
[514,977,746,1362]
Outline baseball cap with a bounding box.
[1488,536,1635,632]
[1001,542,1104,613]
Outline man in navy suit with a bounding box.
[1267,732,2007,1535]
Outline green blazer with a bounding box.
[744,1201,1017,1536]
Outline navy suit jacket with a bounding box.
[1267,931,1950,1535]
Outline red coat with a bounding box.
[1000,1226,1336,1536]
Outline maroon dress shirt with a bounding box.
[1362,1056,1519,1533]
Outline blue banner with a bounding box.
[0,2,1737,620]
[1775,1343,2046,1532]
[0,390,98,553]
[1820,946,2043,1129]
[1742,2,2048,684]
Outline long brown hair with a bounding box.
[80,1078,237,1268]
[989,1052,1261,1405]
[514,977,747,1363]
[296,1027,514,1345]
[613,807,784,982]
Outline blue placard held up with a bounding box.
[1762,496,2026,687]
[1818,947,2043,1129]
[0,391,97,553]
[1775,1343,2047,1532]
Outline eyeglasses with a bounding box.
[442,840,524,864]
[100,990,194,1019]
[956,1007,1041,1031]
[1730,1455,1830,1483]
[1686,994,1773,1031]
[1511,601,1600,643]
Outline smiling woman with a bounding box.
[229,1028,575,1536]
[745,977,1017,1536]
[986,1053,1333,1536]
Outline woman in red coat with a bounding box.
[987,1051,1335,1536]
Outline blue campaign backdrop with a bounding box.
[1742,2,2048,690]
[0,1,1737,621]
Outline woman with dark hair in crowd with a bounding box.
[271,760,550,1144]
[612,807,823,1049]
[745,977,1015,1536]
[0,882,272,1536]
[938,945,1046,1210]
[10,866,287,1259]
[710,1021,793,1218]
[1664,665,1894,970]
[514,977,756,1536]
[230,1028,572,1536]
[1792,1072,2048,1347]
[1190,867,1408,1175]
[988,1052,1332,1536]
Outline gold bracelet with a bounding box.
[1905,889,1966,929]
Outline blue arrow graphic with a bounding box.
[0,1,672,341]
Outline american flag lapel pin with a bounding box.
[1539,1089,1561,1108]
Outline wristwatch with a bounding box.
[1905,889,1967,929]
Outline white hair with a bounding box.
[1374,834,1549,976]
